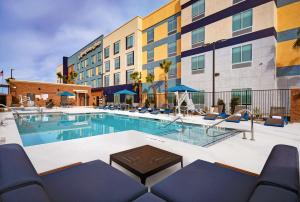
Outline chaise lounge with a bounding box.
[0,144,147,202]
[151,144,299,202]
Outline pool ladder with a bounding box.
[162,117,184,129]
[205,109,255,140]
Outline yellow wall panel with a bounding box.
[177,62,181,79]
[176,39,181,55]
[154,45,168,61]
[143,0,181,30]
[142,32,147,47]
[142,51,148,65]
[177,15,181,32]
[277,41,300,67]
[277,1,300,32]
[154,23,168,42]
[154,67,165,81]
[141,69,148,83]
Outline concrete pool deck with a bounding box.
[0,107,299,186]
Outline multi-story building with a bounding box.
[141,0,181,93]
[60,0,300,106]
[276,0,300,88]
[102,17,143,88]
[55,64,63,83]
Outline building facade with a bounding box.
[55,64,63,83]
[60,0,300,106]
[141,0,182,93]
[276,0,300,88]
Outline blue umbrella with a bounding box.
[167,85,198,92]
[58,91,75,96]
[114,89,136,95]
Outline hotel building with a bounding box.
[60,0,300,105]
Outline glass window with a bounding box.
[127,51,134,66]
[169,63,176,77]
[98,78,102,87]
[114,41,120,55]
[232,88,252,105]
[105,61,110,72]
[168,19,177,34]
[232,9,252,32]
[148,49,154,62]
[232,44,252,64]
[147,29,154,43]
[192,27,205,45]
[168,41,177,56]
[126,70,133,84]
[192,0,205,18]
[104,75,110,87]
[97,51,102,63]
[91,55,96,65]
[191,55,205,70]
[104,47,110,58]
[77,63,80,70]
[114,57,120,69]
[114,73,120,85]
[126,34,134,49]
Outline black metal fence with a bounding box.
[143,89,291,119]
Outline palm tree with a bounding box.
[130,71,142,105]
[293,28,300,49]
[68,71,78,84]
[56,72,64,83]
[146,73,157,108]
[159,60,172,107]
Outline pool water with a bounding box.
[15,113,237,147]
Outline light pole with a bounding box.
[204,39,227,106]
[10,68,15,79]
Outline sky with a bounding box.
[0,0,169,83]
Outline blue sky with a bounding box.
[0,0,169,83]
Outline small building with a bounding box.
[7,80,92,107]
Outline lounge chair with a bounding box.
[0,144,147,202]
[150,110,160,115]
[204,112,219,120]
[264,107,287,127]
[225,114,242,123]
[151,144,299,202]
[139,108,148,113]
[234,105,249,121]
[129,109,137,113]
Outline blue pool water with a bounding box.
[15,113,236,147]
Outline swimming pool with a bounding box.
[15,113,237,147]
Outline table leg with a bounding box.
[109,159,112,166]
[181,160,183,168]
[140,177,146,185]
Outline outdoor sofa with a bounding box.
[151,144,299,202]
[0,144,147,202]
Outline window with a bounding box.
[168,41,177,56]
[114,57,120,70]
[192,0,205,21]
[232,9,252,33]
[232,88,252,105]
[147,29,154,43]
[98,78,102,87]
[192,27,205,47]
[97,51,102,63]
[127,51,134,66]
[233,0,245,4]
[92,79,96,87]
[96,66,102,75]
[104,75,110,87]
[91,55,96,65]
[77,63,80,70]
[126,70,134,84]
[168,19,177,35]
[232,44,252,64]
[191,55,205,71]
[86,69,94,78]
[114,41,120,55]
[114,73,120,85]
[148,49,154,62]
[169,63,176,78]
[79,72,83,80]
[104,47,110,59]
[126,34,134,49]
[105,61,110,72]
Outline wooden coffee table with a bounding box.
[110,145,183,184]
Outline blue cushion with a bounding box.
[152,160,256,202]
[257,144,299,193]
[133,193,166,202]
[42,160,147,202]
[0,144,43,194]
[249,185,298,202]
[0,184,51,202]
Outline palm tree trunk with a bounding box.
[153,87,157,108]
[165,76,168,108]
[138,81,142,105]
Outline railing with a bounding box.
[162,116,184,129]
[142,89,291,119]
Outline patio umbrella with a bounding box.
[57,91,75,96]
[167,85,198,92]
[114,89,136,95]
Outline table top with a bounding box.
[110,145,182,177]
